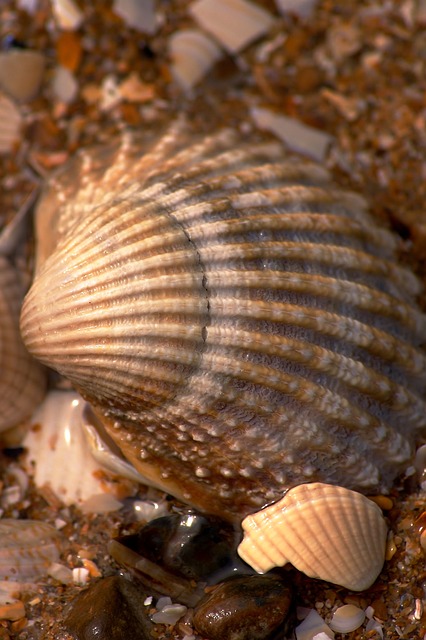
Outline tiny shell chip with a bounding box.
[329,604,365,633]
[113,0,157,34]
[0,50,45,102]
[275,0,319,17]
[237,483,388,591]
[51,0,83,29]
[0,94,22,154]
[251,106,333,162]
[295,610,334,640]
[51,65,78,104]
[169,29,223,90]
[0,520,63,581]
[189,0,273,54]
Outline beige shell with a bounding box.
[0,92,22,154]
[20,121,426,522]
[0,256,46,432]
[237,483,388,591]
[0,519,63,581]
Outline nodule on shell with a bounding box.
[20,121,426,593]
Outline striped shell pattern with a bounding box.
[20,121,426,523]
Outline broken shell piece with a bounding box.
[23,390,141,508]
[295,609,334,640]
[189,0,273,54]
[169,29,222,91]
[237,483,387,591]
[275,0,319,18]
[0,93,22,154]
[414,443,426,489]
[329,604,365,633]
[0,50,45,102]
[251,106,333,162]
[113,0,157,34]
[0,520,63,581]
[51,65,78,104]
[51,0,83,30]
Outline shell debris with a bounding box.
[0,93,22,154]
[169,29,223,91]
[189,0,273,54]
[329,604,365,633]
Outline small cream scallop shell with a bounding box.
[237,482,387,591]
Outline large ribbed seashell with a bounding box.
[20,121,426,525]
[237,482,387,591]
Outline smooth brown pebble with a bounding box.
[193,574,293,640]
[64,576,153,639]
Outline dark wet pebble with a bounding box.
[193,574,293,640]
[64,576,153,640]
[116,510,246,582]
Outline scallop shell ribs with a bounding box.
[237,482,388,591]
[20,122,426,520]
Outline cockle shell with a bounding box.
[237,482,387,591]
[20,121,426,529]
[0,519,63,581]
[0,256,46,432]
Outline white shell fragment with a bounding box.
[0,93,22,154]
[237,483,388,591]
[0,520,63,581]
[51,0,84,30]
[51,65,79,104]
[113,0,157,34]
[251,106,333,162]
[169,29,223,90]
[23,390,138,508]
[295,610,334,640]
[275,0,319,18]
[414,443,426,490]
[151,598,187,625]
[189,0,273,54]
[329,604,365,633]
[0,50,45,102]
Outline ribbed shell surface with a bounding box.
[0,257,46,431]
[20,122,426,520]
